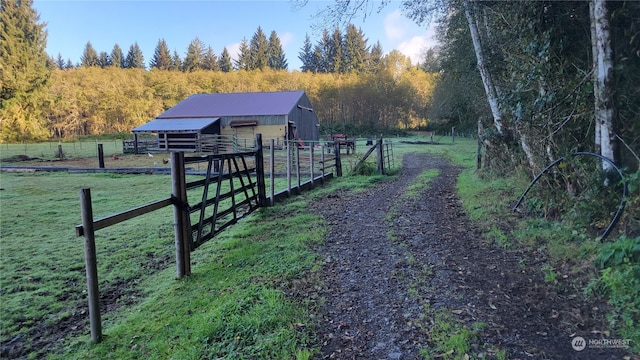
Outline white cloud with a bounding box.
[384,9,407,41]
[397,36,427,65]
[227,42,240,62]
[383,9,439,65]
[280,32,294,48]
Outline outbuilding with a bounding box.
[131,90,320,152]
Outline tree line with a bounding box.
[1,0,436,143]
[53,23,384,74]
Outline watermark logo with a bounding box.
[571,336,586,351]
[571,336,632,351]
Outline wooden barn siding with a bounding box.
[220,124,285,145]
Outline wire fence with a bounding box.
[1,140,124,161]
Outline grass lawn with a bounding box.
[0,135,517,359]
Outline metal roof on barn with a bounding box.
[132,118,220,133]
[157,90,306,119]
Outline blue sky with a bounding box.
[33,0,437,70]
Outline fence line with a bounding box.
[74,134,339,343]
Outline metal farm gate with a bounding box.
[183,151,263,250]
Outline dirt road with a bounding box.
[307,153,631,360]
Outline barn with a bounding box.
[131,90,320,152]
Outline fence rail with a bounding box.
[74,134,340,343]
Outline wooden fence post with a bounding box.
[80,188,102,343]
[171,152,191,278]
[295,145,301,192]
[376,138,384,174]
[321,145,326,185]
[286,140,292,195]
[310,144,314,187]
[254,134,267,207]
[269,139,275,206]
[334,141,342,177]
[97,144,105,168]
[477,119,483,170]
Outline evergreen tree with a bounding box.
[267,30,287,70]
[97,51,109,67]
[55,53,65,69]
[313,29,331,73]
[0,0,51,141]
[150,38,172,70]
[202,46,219,71]
[249,26,270,70]
[65,58,74,69]
[218,47,233,72]
[368,41,384,72]
[80,41,99,67]
[343,24,369,73]
[125,42,144,68]
[110,44,124,68]
[298,34,314,72]
[170,49,182,71]
[329,28,344,73]
[182,37,205,72]
[235,37,250,70]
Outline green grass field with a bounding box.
[6,135,633,358]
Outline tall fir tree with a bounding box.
[55,53,65,69]
[235,37,250,70]
[267,30,288,70]
[367,41,384,72]
[182,37,205,72]
[170,49,182,71]
[249,26,270,70]
[110,44,124,68]
[80,41,99,67]
[97,51,109,67]
[316,29,332,73]
[218,47,233,72]
[298,34,315,72]
[0,0,51,141]
[329,28,344,73]
[125,42,145,68]
[202,46,219,71]
[150,38,172,70]
[343,24,369,73]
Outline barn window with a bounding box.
[230,120,258,127]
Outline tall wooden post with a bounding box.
[334,141,342,177]
[80,188,102,343]
[376,138,384,174]
[310,144,315,187]
[171,152,190,278]
[133,133,139,155]
[321,145,326,185]
[269,139,275,206]
[97,144,105,168]
[286,140,292,195]
[254,134,267,207]
[477,119,483,170]
[295,145,301,192]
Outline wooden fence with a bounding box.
[74,134,341,343]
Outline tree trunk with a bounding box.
[463,1,505,136]
[464,1,538,173]
[591,0,618,170]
